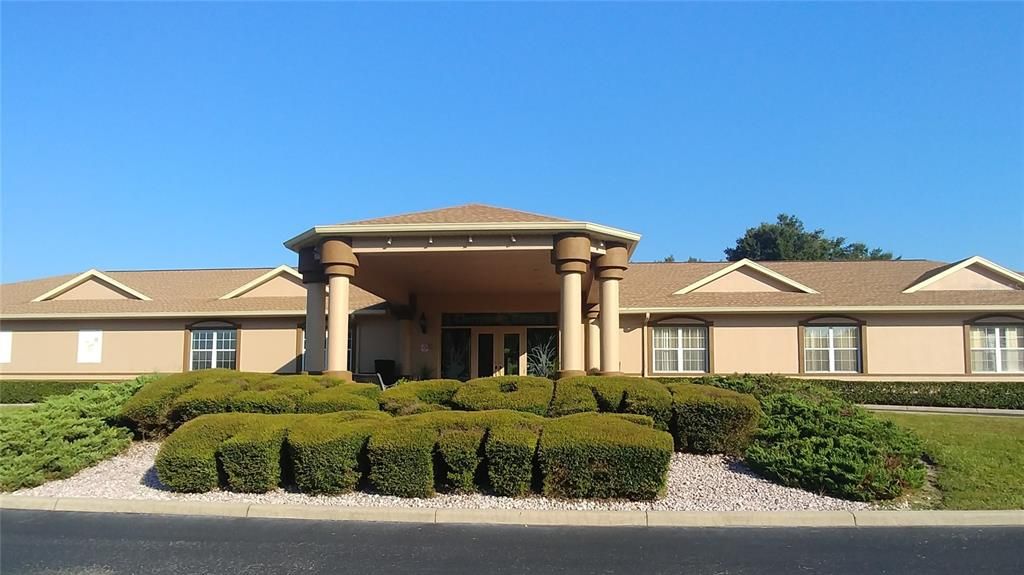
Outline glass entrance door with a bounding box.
[473,328,525,377]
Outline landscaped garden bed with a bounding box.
[13,370,1009,511]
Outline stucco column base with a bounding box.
[324,370,353,381]
[557,369,587,379]
[598,371,623,377]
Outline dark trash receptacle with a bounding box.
[375,359,397,385]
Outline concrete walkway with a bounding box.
[860,404,1024,417]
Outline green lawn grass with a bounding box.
[880,413,1024,510]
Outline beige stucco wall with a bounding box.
[52,279,134,301]
[352,314,400,373]
[0,319,186,379]
[862,313,967,375]
[691,268,800,293]
[710,315,801,374]
[618,314,645,375]
[1,317,306,379]
[921,264,1018,291]
[236,318,301,374]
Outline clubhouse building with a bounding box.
[2,204,1023,381]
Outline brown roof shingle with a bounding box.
[342,204,568,225]
[0,268,384,317]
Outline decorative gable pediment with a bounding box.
[220,266,305,299]
[32,269,151,302]
[673,259,818,295]
[905,257,1024,293]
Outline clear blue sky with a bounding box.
[2,2,1022,282]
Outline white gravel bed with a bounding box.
[15,441,870,512]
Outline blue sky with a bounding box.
[2,2,1022,282]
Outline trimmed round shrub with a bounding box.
[437,429,486,493]
[120,371,209,435]
[220,418,295,493]
[552,376,672,430]
[379,380,462,415]
[155,413,254,492]
[451,376,553,416]
[744,393,925,501]
[367,418,438,497]
[548,378,598,417]
[539,413,673,500]
[296,385,380,413]
[668,383,761,454]
[484,425,540,497]
[287,411,391,494]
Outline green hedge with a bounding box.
[450,376,554,416]
[551,376,673,430]
[0,380,113,404]
[539,412,673,500]
[285,411,391,494]
[120,370,377,434]
[154,409,669,500]
[0,376,154,491]
[661,374,926,501]
[813,379,1024,410]
[667,383,761,454]
[378,379,462,415]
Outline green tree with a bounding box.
[661,255,676,262]
[725,214,894,261]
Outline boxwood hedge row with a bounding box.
[119,370,380,435]
[0,380,113,404]
[155,410,671,500]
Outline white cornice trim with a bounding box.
[30,269,153,302]
[902,256,1024,293]
[672,259,819,295]
[283,221,642,251]
[0,308,385,320]
[219,265,302,299]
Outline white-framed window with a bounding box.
[803,325,860,373]
[191,328,237,370]
[77,330,103,364]
[653,325,708,373]
[0,331,11,364]
[969,325,1023,373]
[301,325,354,371]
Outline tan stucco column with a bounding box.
[585,307,601,374]
[595,243,628,376]
[298,248,327,374]
[554,235,590,378]
[321,239,359,380]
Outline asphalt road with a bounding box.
[2,510,1022,574]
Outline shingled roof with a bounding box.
[343,204,568,225]
[2,260,1022,319]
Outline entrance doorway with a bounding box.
[474,328,524,378]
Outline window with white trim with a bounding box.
[191,328,237,370]
[653,325,708,373]
[969,325,1023,373]
[803,325,860,373]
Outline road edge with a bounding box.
[3,496,1023,527]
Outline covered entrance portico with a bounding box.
[285,205,640,381]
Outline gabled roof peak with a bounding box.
[903,256,1024,293]
[672,259,819,295]
[219,265,302,299]
[31,269,153,302]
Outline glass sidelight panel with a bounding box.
[503,333,521,376]
[477,333,495,378]
[441,328,471,380]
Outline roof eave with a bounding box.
[283,222,642,252]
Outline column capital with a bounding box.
[553,234,591,274]
[321,238,359,278]
[594,243,628,281]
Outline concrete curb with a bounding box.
[3,496,1023,527]
[860,404,1024,417]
